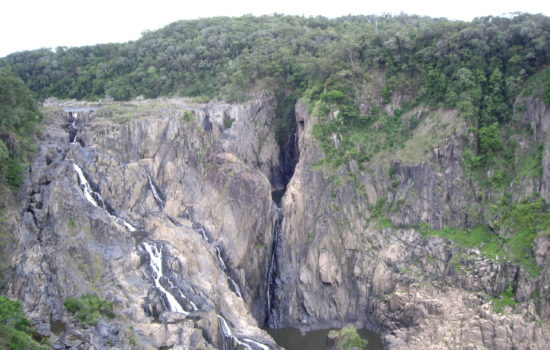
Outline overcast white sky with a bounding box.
[1,0,549,57]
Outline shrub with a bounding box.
[0,296,45,350]
[64,294,115,325]
[329,325,368,350]
[492,285,516,313]
[478,123,502,156]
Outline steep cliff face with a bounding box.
[3,98,282,349]
[3,90,550,350]
[272,98,550,349]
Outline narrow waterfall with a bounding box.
[142,242,188,314]
[265,206,282,326]
[68,112,78,144]
[73,163,137,232]
[146,173,165,207]
[193,223,243,298]
[265,118,298,327]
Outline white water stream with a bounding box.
[198,232,242,298]
[146,173,165,207]
[69,112,78,144]
[73,163,136,231]
[142,242,187,314]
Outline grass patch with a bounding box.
[422,197,549,276]
[422,225,505,260]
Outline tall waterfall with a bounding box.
[266,206,283,327]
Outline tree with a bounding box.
[328,325,368,350]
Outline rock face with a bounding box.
[2,93,550,350]
[3,98,281,349]
[269,99,550,349]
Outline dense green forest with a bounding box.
[0,70,41,191]
[1,13,550,275]
[2,13,549,164]
[2,13,549,104]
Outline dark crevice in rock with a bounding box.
[271,120,299,205]
[265,104,300,328]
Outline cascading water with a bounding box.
[193,223,243,298]
[146,173,165,207]
[69,112,78,144]
[72,163,137,232]
[65,106,279,349]
[141,241,188,314]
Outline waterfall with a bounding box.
[266,206,282,326]
[69,112,78,144]
[73,163,100,207]
[146,173,165,207]
[193,224,243,298]
[142,242,188,314]
[73,163,137,232]
[195,226,211,243]
[217,315,270,350]
[215,244,242,298]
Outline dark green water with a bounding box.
[267,327,383,350]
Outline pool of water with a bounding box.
[267,327,383,350]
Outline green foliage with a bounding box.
[504,198,549,275]
[0,70,41,190]
[492,284,517,313]
[2,14,548,176]
[64,294,115,325]
[329,325,368,350]
[223,114,234,129]
[370,196,388,218]
[421,225,504,260]
[2,14,548,107]
[0,296,46,350]
[180,110,195,123]
[520,67,550,105]
[478,123,502,156]
[423,197,549,275]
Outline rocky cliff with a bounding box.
[2,91,550,350]
[3,97,283,349]
[272,97,550,349]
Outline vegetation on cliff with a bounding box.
[0,296,46,350]
[64,294,115,326]
[0,70,41,190]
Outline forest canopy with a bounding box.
[1,13,548,105]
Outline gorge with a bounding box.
[0,13,550,350]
